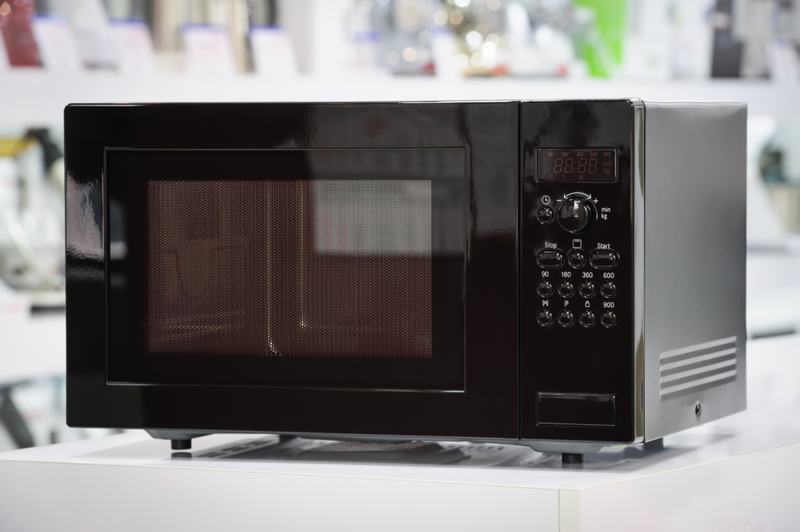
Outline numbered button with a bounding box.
[579,310,596,328]
[567,250,586,269]
[601,281,617,298]
[558,281,574,298]
[601,311,617,328]
[536,281,553,298]
[558,310,575,327]
[537,310,554,327]
[579,281,595,298]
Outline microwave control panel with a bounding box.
[530,189,621,330]
[519,100,635,444]
[526,184,625,333]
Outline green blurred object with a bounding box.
[573,0,627,78]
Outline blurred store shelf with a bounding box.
[0,313,65,385]
[2,69,798,127]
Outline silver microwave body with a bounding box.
[635,100,747,442]
[65,99,747,457]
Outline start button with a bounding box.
[589,250,618,269]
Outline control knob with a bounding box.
[557,195,597,234]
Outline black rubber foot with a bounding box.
[643,438,664,452]
[171,439,192,450]
[562,453,584,464]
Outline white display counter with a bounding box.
[1,333,799,531]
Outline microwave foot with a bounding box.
[145,429,210,449]
[561,453,584,464]
[172,439,192,450]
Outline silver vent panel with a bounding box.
[660,336,737,399]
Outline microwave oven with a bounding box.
[65,99,746,461]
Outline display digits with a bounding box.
[537,148,617,183]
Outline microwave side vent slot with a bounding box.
[659,336,737,399]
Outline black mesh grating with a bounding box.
[146,180,432,358]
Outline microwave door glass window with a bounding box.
[146,179,433,359]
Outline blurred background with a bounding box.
[0,0,799,451]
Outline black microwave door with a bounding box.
[66,103,519,440]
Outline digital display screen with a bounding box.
[537,148,617,183]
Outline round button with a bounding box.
[537,310,554,327]
[567,250,586,269]
[558,281,574,298]
[558,310,574,327]
[601,282,617,299]
[536,281,553,298]
[579,281,595,298]
[601,311,617,328]
[579,310,596,328]
[541,195,551,205]
[537,206,554,225]
[557,196,596,233]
